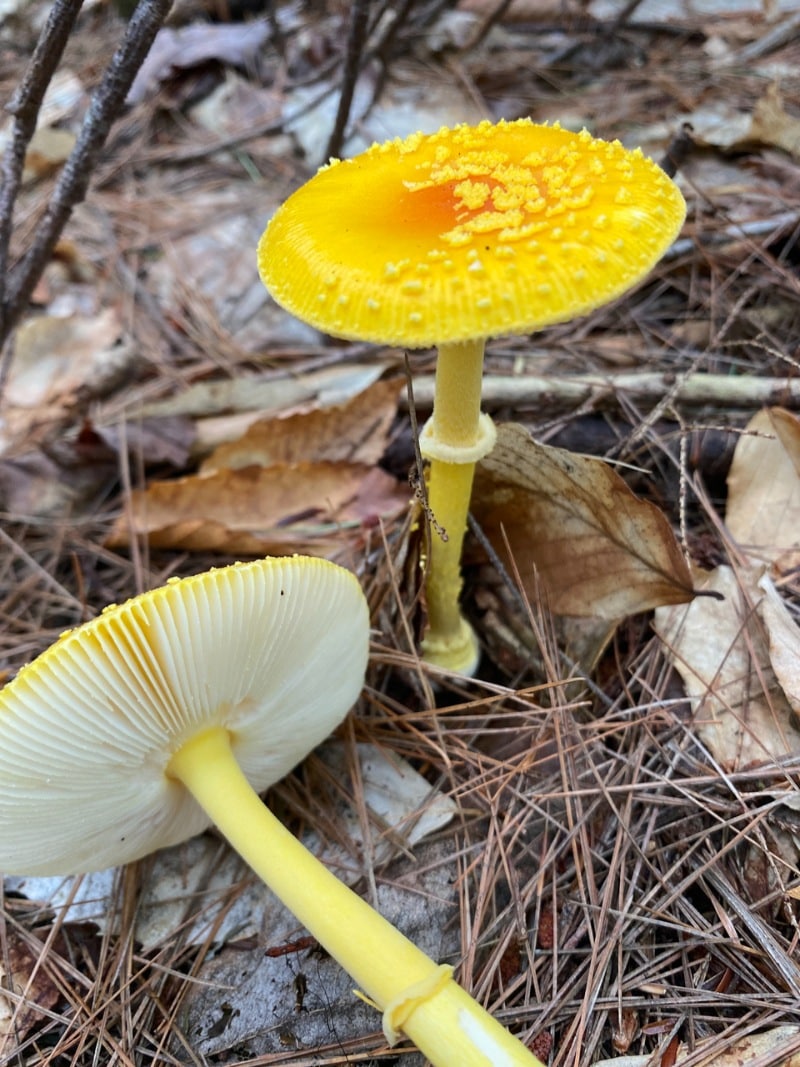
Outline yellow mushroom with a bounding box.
[258,119,686,674]
[0,556,546,1066]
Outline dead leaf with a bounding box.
[107,463,407,554]
[750,83,800,160]
[0,308,136,456]
[684,1026,800,1067]
[726,407,800,573]
[471,422,694,618]
[673,85,800,160]
[0,933,61,1058]
[758,570,800,718]
[201,377,401,473]
[22,126,75,183]
[654,563,800,770]
[593,1025,800,1067]
[126,20,271,104]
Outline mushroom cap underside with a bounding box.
[258,118,686,348]
[0,557,369,875]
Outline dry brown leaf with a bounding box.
[201,377,402,473]
[0,934,61,1058]
[758,570,800,719]
[654,564,800,770]
[726,407,800,573]
[108,462,407,554]
[471,422,694,618]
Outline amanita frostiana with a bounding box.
[0,556,545,1065]
[258,118,686,674]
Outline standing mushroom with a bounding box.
[257,118,686,674]
[0,556,545,1066]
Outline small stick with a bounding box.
[324,0,373,161]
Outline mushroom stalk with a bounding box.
[168,726,543,1067]
[419,339,496,674]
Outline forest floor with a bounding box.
[2,0,800,1065]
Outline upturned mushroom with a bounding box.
[257,118,686,674]
[0,556,545,1066]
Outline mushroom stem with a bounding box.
[168,726,543,1067]
[419,339,496,674]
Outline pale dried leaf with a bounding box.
[0,309,136,455]
[593,1026,800,1067]
[4,309,123,408]
[472,422,694,618]
[10,744,452,951]
[726,407,800,573]
[758,570,800,718]
[201,377,401,473]
[135,363,390,439]
[750,83,800,160]
[22,126,75,182]
[107,463,407,553]
[126,20,271,104]
[655,564,800,770]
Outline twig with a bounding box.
[400,371,800,413]
[0,0,85,326]
[325,0,373,161]
[0,0,174,355]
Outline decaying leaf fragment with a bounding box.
[655,564,800,769]
[472,422,694,618]
[0,308,134,455]
[657,406,800,771]
[108,462,407,555]
[201,377,402,473]
[0,933,61,1057]
[110,375,406,555]
[593,1025,800,1067]
[726,407,800,573]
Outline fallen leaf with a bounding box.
[22,126,75,182]
[592,1025,800,1067]
[126,20,271,105]
[471,422,694,618]
[0,308,136,455]
[9,743,453,951]
[758,570,800,718]
[661,84,800,161]
[726,407,800,573]
[131,362,391,444]
[201,377,402,473]
[107,462,407,554]
[0,933,61,1058]
[654,563,800,770]
[749,83,800,160]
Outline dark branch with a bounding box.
[0,0,173,353]
[324,0,373,162]
[0,0,86,330]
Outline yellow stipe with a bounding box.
[167,727,545,1065]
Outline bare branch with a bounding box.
[0,0,85,321]
[0,0,173,352]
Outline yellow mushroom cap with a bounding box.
[0,557,369,875]
[258,118,686,348]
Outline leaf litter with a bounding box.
[2,1,800,1065]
